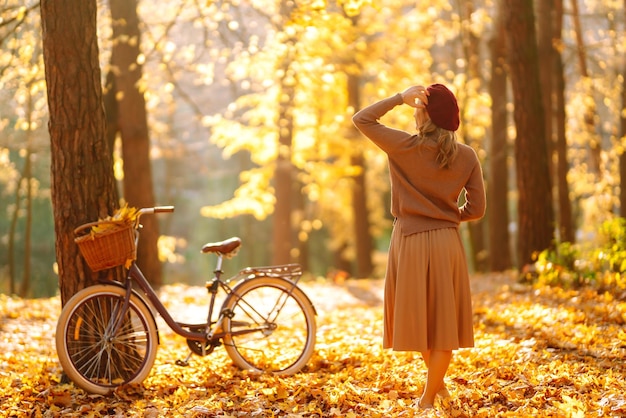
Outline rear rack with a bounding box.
[238,263,302,281]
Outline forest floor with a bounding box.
[1,272,626,417]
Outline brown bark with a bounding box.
[621,82,626,217]
[459,0,488,272]
[110,0,162,286]
[348,69,374,278]
[504,0,555,267]
[8,161,23,295]
[103,70,119,166]
[488,2,512,271]
[19,148,33,297]
[553,0,575,242]
[538,0,555,180]
[350,154,374,278]
[272,41,296,266]
[41,0,122,304]
[619,0,626,217]
[538,0,574,244]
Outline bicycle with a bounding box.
[55,206,317,395]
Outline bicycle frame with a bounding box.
[110,258,309,345]
[119,263,210,341]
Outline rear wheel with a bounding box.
[222,277,316,375]
[55,285,158,394]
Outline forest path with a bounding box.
[2,272,625,417]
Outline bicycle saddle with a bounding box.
[201,237,242,256]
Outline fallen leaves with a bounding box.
[1,274,626,417]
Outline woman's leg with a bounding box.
[419,350,452,408]
[421,351,451,397]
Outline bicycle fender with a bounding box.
[96,280,161,344]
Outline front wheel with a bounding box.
[55,284,158,394]
[222,277,316,375]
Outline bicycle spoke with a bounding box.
[110,325,148,378]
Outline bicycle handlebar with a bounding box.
[135,206,174,227]
[138,206,175,216]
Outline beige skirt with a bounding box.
[383,225,474,351]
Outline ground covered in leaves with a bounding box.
[1,273,626,417]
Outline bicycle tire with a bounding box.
[222,277,316,375]
[55,284,158,394]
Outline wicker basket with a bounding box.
[74,221,137,272]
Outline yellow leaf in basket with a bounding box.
[125,258,133,269]
[112,203,139,223]
[91,223,114,234]
[126,206,139,222]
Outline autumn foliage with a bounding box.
[1,274,625,417]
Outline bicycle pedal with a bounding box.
[175,359,189,367]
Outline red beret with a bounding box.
[425,84,460,131]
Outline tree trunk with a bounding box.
[41,0,123,304]
[8,166,22,295]
[619,0,626,218]
[272,41,296,266]
[621,67,626,216]
[347,67,373,278]
[19,148,33,298]
[538,0,555,198]
[19,87,35,297]
[570,0,602,176]
[488,2,512,271]
[504,0,555,267]
[110,0,162,286]
[553,0,575,242]
[103,70,120,168]
[459,0,488,272]
[350,151,373,278]
[296,190,310,272]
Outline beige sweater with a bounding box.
[353,93,486,236]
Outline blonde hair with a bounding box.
[418,119,458,169]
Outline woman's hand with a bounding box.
[401,86,429,108]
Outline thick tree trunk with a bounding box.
[41,0,122,304]
[110,0,162,286]
[504,0,555,267]
[488,2,512,271]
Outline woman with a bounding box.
[352,84,486,409]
